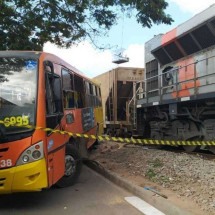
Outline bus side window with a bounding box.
[62,68,77,109]
[85,81,90,107]
[74,74,85,108]
[64,91,75,108]
[45,73,56,114]
[45,71,63,130]
[46,73,63,114]
[53,77,63,113]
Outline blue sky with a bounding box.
[43,0,215,78]
[97,2,191,49]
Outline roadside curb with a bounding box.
[85,161,192,215]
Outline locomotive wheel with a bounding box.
[182,138,200,152]
[182,145,198,152]
[182,121,201,152]
[209,146,215,154]
[171,120,200,152]
[150,131,163,149]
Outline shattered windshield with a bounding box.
[0,57,37,135]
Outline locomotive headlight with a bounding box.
[16,141,44,166]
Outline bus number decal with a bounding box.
[0,159,12,168]
[3,116,29,127]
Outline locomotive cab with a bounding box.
[136,4,215,153]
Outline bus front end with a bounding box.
[0,53,48,194]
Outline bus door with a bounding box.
[44,62,65,187]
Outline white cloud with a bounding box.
[44,41,114,78]
[169,0,215,14]
[43,41,145,78]
[121,44,145,68]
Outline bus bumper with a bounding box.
[0,159,48,194]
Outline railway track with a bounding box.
[122,143,215,159]
[160,146,215,160]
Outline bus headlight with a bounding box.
[22,155,30,163]
[32,150,41,159]
[17,141,44,166]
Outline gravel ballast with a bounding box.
[90,141,215,215]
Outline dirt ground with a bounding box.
[89,141,215,215]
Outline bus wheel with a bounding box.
[56,145,82,188]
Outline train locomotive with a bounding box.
[136,4,215,153]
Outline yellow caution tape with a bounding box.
[0,120,215,146]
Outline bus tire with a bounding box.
[56,144,82,188]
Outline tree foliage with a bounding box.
[0,0,173,50]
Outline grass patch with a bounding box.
[159,175,169,183]
[149,158,163,168]
[145,168,156,179]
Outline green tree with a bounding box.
[0,0,173,51]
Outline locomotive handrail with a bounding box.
[128,86,141,106]
[127,85,142,126]
[138,54,215,102]
[143,54,215,83]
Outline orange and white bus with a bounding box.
[0,51,103,194]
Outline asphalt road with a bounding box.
[0,166,144,215]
